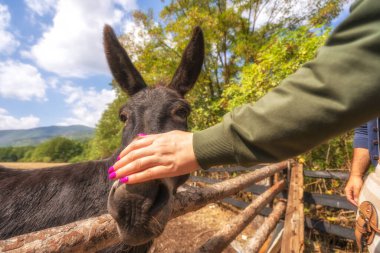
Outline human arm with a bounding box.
[193,0,380,169]
[345,124,371,206]
[111,0,380,184]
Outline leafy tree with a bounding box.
[0,146,35,162]
[221,25,330,110]
[28,137,84,162]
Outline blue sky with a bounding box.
[0,0,351,130]
[0,0,164,130]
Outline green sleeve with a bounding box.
[193,0,380,169]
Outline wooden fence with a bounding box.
[191,162,356,248]
[0,161,354,252]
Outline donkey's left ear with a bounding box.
[169,27,204,97]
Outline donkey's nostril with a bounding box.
[149,184,170,216]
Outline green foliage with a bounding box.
[0,146,35,162]
[26,137,84,162]
[221,26,330,111]
[302,131,354,170]
[0,137,89,163]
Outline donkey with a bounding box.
[0,25,204,252]
[104,24,204,248]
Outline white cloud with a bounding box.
[238,0,311,30]
[122,19,150,46]
[0,4,20,55]
[24,0,57,16]
[29,0,138,78]
[0,60,46,101]
[0,107,40,130]
[58,83,116,127]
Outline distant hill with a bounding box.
[0,125,95,147]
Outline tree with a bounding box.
[0,146,34,162]
[29,137,84,162]
[86,0,347,159]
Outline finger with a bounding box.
[118,136,154,159]
[120,166,171,184]
[114,147,156,171]
[353,187,361,205]
[346,190,358,207]
[345,187,354,203]
[113,156,164,180]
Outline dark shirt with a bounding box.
[353,118,380,167]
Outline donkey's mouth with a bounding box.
[149,183,170,216]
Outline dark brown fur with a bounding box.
[0,159,115,239]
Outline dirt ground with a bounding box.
[150,203,267,253]
[0,162,67,169]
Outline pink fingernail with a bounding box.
[138,133,147,137]
[119,177,129,184]
[117,156,120,161]
[109,172,116,180]
[108,166,115,174]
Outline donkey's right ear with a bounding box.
[103,24,146,96]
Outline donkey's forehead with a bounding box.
[127,87,182,105]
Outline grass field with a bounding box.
[0,162,68,169]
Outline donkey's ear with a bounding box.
[103,24,147,96]
[169,27,204,97]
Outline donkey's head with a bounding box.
[104,25,204,246]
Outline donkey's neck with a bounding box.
[0,150,121,239]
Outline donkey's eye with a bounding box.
[119,113,128,123]
[174,108,189,119]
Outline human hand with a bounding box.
[108,130,200,184]
[344,175,364,206]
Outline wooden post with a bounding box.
[281,162,304,253]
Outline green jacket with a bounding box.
[193,0,380,169]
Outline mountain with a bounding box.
[0,125,95,147]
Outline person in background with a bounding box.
[345,118,380,207]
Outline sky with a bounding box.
[0,0,164,130]
[0,0,351,130]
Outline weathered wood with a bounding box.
[281,163,304,253]
[0,214,118,253]
[0,162,288,253]
[303,192,356,211]
[247,201,287,253]
[173,161,288,218]
[266,223,284,253]
[303,170,349,180]
[206,164,266,173]
[195,180,286,253]
[304,218,355,240]
[190,176,287,198]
